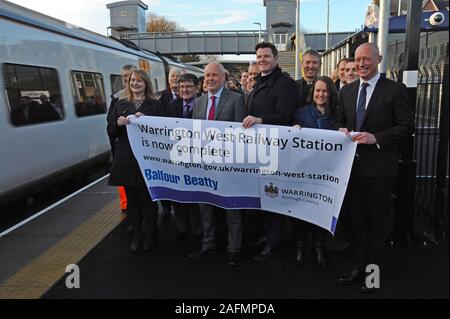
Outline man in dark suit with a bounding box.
[336,43,415,293]
[159,68,183,217]
[296,49,321,108]
[166,73,202,245]
[335,58,349,92]
[160,68,182,111]
[107,64,136,156]
[243,42,298,262]
[189,62,246,266]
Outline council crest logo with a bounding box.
[264,182,279,198]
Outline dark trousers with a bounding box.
[292,218,328,246]
[125,187,158,240]
[243,209,268,242]
[171,202,202,236]
[160,200,172,211]
[347,165,394,270]
[265,212,284,250]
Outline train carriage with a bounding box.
[0,0,203,205]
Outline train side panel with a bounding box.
[0,18,139,200]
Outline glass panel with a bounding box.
[150,60,167,93]
[71,71,107,117]
[3,63,64,126]
[110,74,122,95]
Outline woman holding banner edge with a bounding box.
[108,70,165,253]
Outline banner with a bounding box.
[126,116,357,233]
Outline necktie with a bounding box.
[356,82,369,131]
[183,104,191,118]
[208,96,216,120]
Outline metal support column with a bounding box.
[295,0,301,80]
[378,0,390,76]
[393,0,421,246]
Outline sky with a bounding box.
[7,0,372,59]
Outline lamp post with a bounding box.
[325,0,330,50]
[253,22,262,43]
[295,0,301,79]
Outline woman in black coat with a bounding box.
[107,70,165,252]
[292,76,338,268]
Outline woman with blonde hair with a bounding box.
[107,70,164,252]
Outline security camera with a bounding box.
[429,12,445,26]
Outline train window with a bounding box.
[3,63,64,126]
[71,71,107,117]
[149,60,166,93]
[110,74,122,95]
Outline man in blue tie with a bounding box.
[336,43,415,293]
[166,73,202,245]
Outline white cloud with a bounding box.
[8,0,111,34]
[197,10,251,26]
[228,0,260,3]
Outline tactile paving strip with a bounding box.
[0,198,123,299]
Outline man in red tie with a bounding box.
[190,62,247,266]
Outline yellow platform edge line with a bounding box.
[0,198,123,299]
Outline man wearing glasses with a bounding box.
[166,73,203,246]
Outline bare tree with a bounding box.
[146,13,217,64]
[146,13,181,32]
[179,55,201,63]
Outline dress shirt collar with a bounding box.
[360,72,380,88]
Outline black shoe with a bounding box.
[191,233,203,247]
[130,238,140,253]
[328,241,351,254]
[360,281,376,294]
[338,268,363,285]
[247,236,267,247]
[315,244,328,268]
[254,246,272,262]
[171,231,188,243]
[227,252,240,267]
[293,245,305,267]
[142,238,155,251]
[188,247,216,259]
[125,226,133,236]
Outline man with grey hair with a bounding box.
[296,49,321,108]
[160,68,183,111]
[159,67,183,217]
[246,61,260,94]
[189,61,246,267]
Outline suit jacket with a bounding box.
[336,77,415,177]
[193,87,246,122]
[167,98,194,119]
[295,77,314,108]
[159,88,176,110]
[106,89,126,155]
